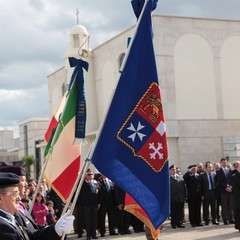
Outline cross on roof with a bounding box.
[76,8,79,24]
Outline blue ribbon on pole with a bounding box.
[68,57,89,140]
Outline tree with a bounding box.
[22,155,34,179]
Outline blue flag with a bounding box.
[91,0,169,229]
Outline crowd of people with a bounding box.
[169,157,240,233]
[0,161,74,240]
[74,169,145,240]
[1,157,240,240]
[0,162,147,240]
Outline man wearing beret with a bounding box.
[0,162,38,231]
[183,164,203,227]
[0,171,74,239]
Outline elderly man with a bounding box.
[0,162,39,230]
[0,172,74,240]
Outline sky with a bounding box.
[1,0,240,138]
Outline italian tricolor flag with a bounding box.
[44,93,67,143]
[44,79,80,203]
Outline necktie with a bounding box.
[89,181,95,193]
[209,173,214,190]
[223,167,228,176]
[104,179,110,191]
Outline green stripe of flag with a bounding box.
[44,78,77,158]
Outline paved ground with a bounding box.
[67,219,240,240]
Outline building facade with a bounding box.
[0,130,18,164]
[18,117,49,178]
[47,15,240,172]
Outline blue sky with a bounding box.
[1,0,240,137]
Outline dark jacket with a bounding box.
[183,171,201,200]
[232,171,240,209]
[0,209,60,240]
[97,177,115,207]
[77,180,101,207]
[199,171,217,197]
[170,175,186,203]
[15,211,38,231]
[113,185,126,207]
[216,167,231,193]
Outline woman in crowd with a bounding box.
[32,192,49,228]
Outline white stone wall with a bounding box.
[0,130,14,150]
[152,16,240,169]
[18,118,49,158]
[47,67,67,116]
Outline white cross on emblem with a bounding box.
[149,142,164,160]
[127,121,146,142]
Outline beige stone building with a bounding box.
[45,15,240,172]
[0,130,18,163]
[17,117,49,178]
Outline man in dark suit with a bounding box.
[231,161,240,232]
[199,162,219,225]
[216,157,234,225]
[183,164,203,227]
[95,174,118,237]
[0,172,74,240]
[169,164,186,229]
[77,169,101,240]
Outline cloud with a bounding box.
[1,0,240,138]
[158,0,240,20]
[0,85,48,126]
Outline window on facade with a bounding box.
[118,53,126,70]
[62,83,69,96]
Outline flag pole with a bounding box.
[62,142,95,214]
[87,0,149,160]
[60,145,93,240]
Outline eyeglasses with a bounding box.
[0,190,20,198]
